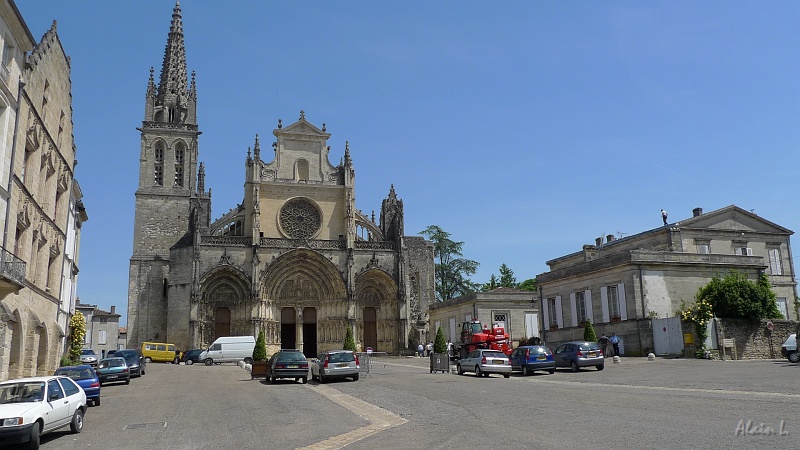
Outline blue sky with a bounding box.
[20,1,800,325]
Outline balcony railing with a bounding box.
[0,247,26,288]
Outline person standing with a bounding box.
[417,343,424,357]
[661,209,668,226]
[610,333,620,357]
[425,342,433,356]
[598,333,610,357]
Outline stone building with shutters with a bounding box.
[126,2,435,357]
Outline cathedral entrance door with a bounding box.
[215,307,231,339]
[280,307,296,349]
[303,307,317,358]
[363,307,378,351]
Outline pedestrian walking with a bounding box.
[661,209,668,226]
[610,333,620,357]
[417,343,424,357]
[425,342,433,357]
[598,333,610,358]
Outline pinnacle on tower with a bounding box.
[154,0,191,124]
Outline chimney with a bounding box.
[692,207,703,217]
[595,237,603,247]
[606,234,615,243]
[110,306,116,315]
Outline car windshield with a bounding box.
[278,352,306,362]
[579,343,600,351]
[81,349,96,356]
[483,351,506,359]
[327,352,355,363]
[99,359,125,368]
[0,382,45,404]
[55,367,96,380]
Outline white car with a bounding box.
[781,334,798,363]
[0,376,87,449]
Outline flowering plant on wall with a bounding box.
[677,299,713,358]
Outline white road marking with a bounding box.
[299,384,408,450]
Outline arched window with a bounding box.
[154,141,164,186]
[174,142,185,187]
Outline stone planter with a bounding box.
[251,361,268,380]
[550,324,559,331]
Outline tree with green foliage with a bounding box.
[481,274,498,291]
[697,271,782,320]
[583,319,597,342]
[343,326,356,351]
[517,278,536,292]
[419,225,479,301]
[68,311,86,362]
[253,329,267,361]
[498,263,517,288]
[434,326,447,354]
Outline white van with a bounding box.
[199,336,256,366]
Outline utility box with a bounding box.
[684,334,694,345]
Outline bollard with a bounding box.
[245,363,252,372]
[612,356,621,364]
[647,353,656,361]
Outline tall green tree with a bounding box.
[434,326,447,354]
[498,263,517,288]
[481,274,498,292]
[420,225,479,301]
[696,271,782,320]
[343,326,356,351]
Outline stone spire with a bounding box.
[154,1,192,124]
[253,134,261,161]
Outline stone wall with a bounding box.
[714,319,796,360]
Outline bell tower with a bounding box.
[127,1,209,349]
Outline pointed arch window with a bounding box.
[154,141,164,186]
[174,142,185,187]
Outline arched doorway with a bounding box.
[215,307,231,339]
[363,307,377,351]
[281,308,296,349]
[303,307,317,357]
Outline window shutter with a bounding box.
[585,290,593,323]
[555,296,563,328]
[600,287,610,322]
[542,300,550,330]
[746,247,753,256]
[769,249,782,275]
[570,293,578,327]
[618,283,628,321]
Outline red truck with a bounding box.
[454,320,512,360]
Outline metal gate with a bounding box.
[652,317,683,355]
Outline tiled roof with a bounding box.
[119,327,127,334]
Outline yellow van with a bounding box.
[141,342,178,363]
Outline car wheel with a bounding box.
[270,372,276,384]
[503,373,511,378]
[352,374,359,381]
[320,373,327,384]
[204,359,213,366]
[126,376,130,385]
[570,362,579,372]
[522,365,530,376]
[186,359,194,365]
[295,377,299,382]
[475,366,482,377]
[457,364,464,375]
[144,357,152,363]
[302,377,308,384]
[789,351,800,363]
[596,365,605,371]
[99,382,104,387]
[70,409,84,433]
[27,421,40,450]
[94,397,100,406]
[548,368,555,374]
[244,357,253,365]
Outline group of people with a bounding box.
[416,341,455,357]
[598,332,621,357]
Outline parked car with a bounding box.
[182,349,203,365]
[79,349,98,367]
[554,341,605,372]
[509,345,556,375]
[0,375,86,449]
[54,365,101,406]
[456,349,512,378]
[114,349,146,377]
[266,349,309,384]
[781,334,798,363]
[140,342,177,363]
[96,357,131,386]
[199,336,256,366]
[310,350,360,382]
[106,350,117,358]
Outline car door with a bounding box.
[554,345,567,367]
[45,379,70,431]
[509,348,520,370]
[58,378,83,417]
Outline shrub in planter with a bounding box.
[583,319,597,342]
[434,327,447,354]
[253,329,267,362]
[344,326,356,351]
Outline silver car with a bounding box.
[310,350,360,382]
[456,349,512,378]
[79,349,98,367]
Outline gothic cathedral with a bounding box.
[127,2,435,356]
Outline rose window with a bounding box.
[279,198,321,238]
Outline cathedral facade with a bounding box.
[127,3,434,356]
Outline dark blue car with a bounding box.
[54,365,101,406]
[509,345,556,375]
